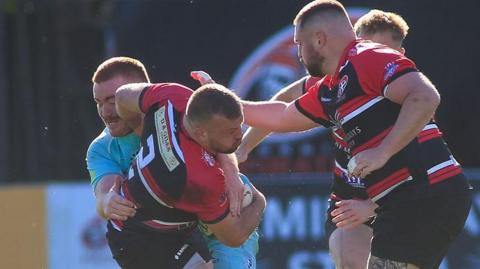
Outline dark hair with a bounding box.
[186,84,242,124]
[354,9,409,44]
[92,57,150,83]
[293,0,348,28]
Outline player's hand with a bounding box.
[190,71,215,85]
[331,199,378,229]
[348,146,390,178]
[224,173,244,217]
[102,180,136,221]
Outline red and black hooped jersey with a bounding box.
[296,40,462,202]
[111,83,230,232]
[302,76,368,200]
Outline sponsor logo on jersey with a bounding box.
[174,244,189,260]
[155,106,180,171]
[337,75,349,101]
[202,151,215,167]
[384,62,399,82]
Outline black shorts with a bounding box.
[106,222,211,269]
[371,175,472,269]
[324,195,374,240]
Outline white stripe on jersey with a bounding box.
[371,176,412,202]
[341,96,384,124]
[427,159,457,175]
[167,101,185,162]
[151,219,193,226]
[422,123,438,131]
[136,157,173,208]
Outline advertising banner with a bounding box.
[44,173,480,269]
[46,183,117,269]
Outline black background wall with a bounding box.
[1,0,479,182]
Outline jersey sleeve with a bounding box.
[355,48,418,96]
[294,78,332,127]
[86,141,123,191]
[139,83,193,113]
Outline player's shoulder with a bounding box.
[350,41,403,61]
[87,128,113,156]
[147,82,193,96]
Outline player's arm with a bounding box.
[351,72,440,178]
[86,144,136,220]
[94,174,136,220]
[115,83,150,122]
[237,77,306,162]
[242,99,318,132]
[216,153,244,217]
[206,184,266,247]
[190,71,318,137]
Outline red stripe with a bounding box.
[121,182,139,207]
[429,165,462,184]
[367,168,410,198]
[418,133,442,143]
[141,166,173,205]
[111,219,125,229]
[338,96,372,118]
[142,220,190,231]
[352,127,392,156]
[417,128,443,143]
[334,167,343,176]
[333,135,348,147]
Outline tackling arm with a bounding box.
[206,184,266,247]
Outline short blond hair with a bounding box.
[92,57,150,83]
[354,9,409,44]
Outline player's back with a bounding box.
[111,83,229,233]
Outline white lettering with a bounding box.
[137,135,155,169]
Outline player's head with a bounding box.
[354,9,409,54]
[293,0,355,77]
[185,84,243,154]
[92,57,150,137]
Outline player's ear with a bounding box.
[314,30,327,49]
[400,47,406,55]
[194,127,208,142]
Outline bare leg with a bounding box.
[329,225,372,269]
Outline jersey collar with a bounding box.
[331,38,362,85]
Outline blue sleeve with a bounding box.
[86,140,123,192]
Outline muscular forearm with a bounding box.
[379,90,439,158]
[236,186,266,241]
[217,153,239,176]
[94,176,119,219]
[240,80,304,157]
[243,100,317,132]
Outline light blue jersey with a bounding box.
[203,174,259,269]
[85,128,259,269]
[86,128,140,190]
